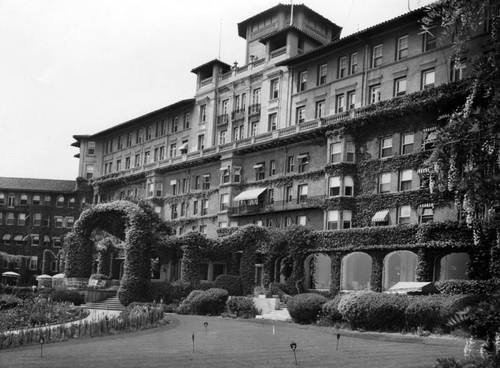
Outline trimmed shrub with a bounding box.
[287,293,327,324]
[149,281,173,303]
[90,273,111,280]
[226,296,257,318]
[339,292,409,331]
[170,280,194,302]
[214,275,243,296]
[196,282,216,291]
[319,294,343,324]
[190,288,228,316]
[50,289,85,306]
[177,290,204,315]
[435,279,499,295]
[405,295,448,331]
[270,282,296,297]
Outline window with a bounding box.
[423,129,438,150]
[255,162,265,181]
[44,195,51,205]
[315,100,325,119]
[398,205,411,224]
[297,184,308,203]
[400,169,413,191]
[370,84,381,104]
[296,107,305,124]
[318,64,327,85]
[69,197,75,208]
[143,151,151,164]
[221,100,229,115]
[181,202,187,217]
[285,186,293,203]
[184,112,191,129]
[198,135,205,151]
[127,133,133,147]
[379,173,391,193]
[251,121,259,136]
[219,130,227,145]
[116,159,122,172]
[452,62,466,81]
[201,199,209,216]
[268,188,274,204]
[202,175,211,190]
[220,194,229,211]
[422,69,435,89]
[56,196,65,208]
[344,176,354,196]
[200,104,207,123]
[269,113,278,131]
[327,210,339,230]
[134,154,141,167]
[287,156,294,173]
[285,217,293,227]
[338,56,347,78]
[346,141,355,162]
[401,133,414,154]
[297,215,307,226]
[233,167,241,183]
[193,200,198,215]
[343,210,352,229]
[233,125,243,141]
[29,257,38,270]
[125,157,131,169]
[253,220,263,227]
[218,222,228,228]
[55,216,63,228]
[118,136,124,150]
[347,91,356,110]
[372,44,383,67]
[53,237,61,247]
[269,160,276,176]
[298,71,307,91]
[396,35,408,60]
[423,30,436,52]
[194,176,201,190]
[329,177,340,196]
[270,78,279,99]
[199,225,206,234]
[171,205,178,219]
[252,88,261,104]
[266,218,273,227]
[298,153,309,173]
[155,183,163,197]
[66,217,74,228]
[420,207,434,223]
[18,213,26,226]
[335,94,345,113]
[0,193,4,205]
[35,213,43,226]
[136,129,143,144]
[221,168,230,184]
[350,52,358,74]
[380,137,393,158]
[8,194,15,207]
[182,178,188,193]
[394,77,407,96]
[172,117,179,133]
[88,141,95,155]
[171,180,178,196]
[6,212,14,225]
[20,194,28,206]
[330,142,341,163]
[170,144,177,158]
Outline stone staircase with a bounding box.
[84,295,125,311]
[256,307,291,322]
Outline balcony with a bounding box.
[228,195,326,216]
[248,104,261,116]
[217,114,229,125]
[231,109,246,121]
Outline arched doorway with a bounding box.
[437,253,470,280]
[304,253,331,290]
[341,252,371,290]
[383,251,417,290]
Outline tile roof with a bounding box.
[258,25,328,45]
[0,177,77,193]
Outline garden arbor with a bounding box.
[65,200,168,305]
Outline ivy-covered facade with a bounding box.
[68,4,497,301]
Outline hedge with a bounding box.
[435,279,500,295]
[226,296,257,318]
[287,293,327,324]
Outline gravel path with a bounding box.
[0,314,466,368]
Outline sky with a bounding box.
[0,0,434,181]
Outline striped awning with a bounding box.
[2,234,11,241]
[234,188,267,201]
[372,210,389,222]
[418,203,434,208]
[14,235,24,241]
[423,126,437,132]
[417,167,429,174]
[43,236,51,243]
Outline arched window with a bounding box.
[304,253,331,290]
[56,196,65,208]
[20,194,28,205]
[341,252,372,290]
[438,253,470,281]
[383,251,417,290]
[68,197,76,208]
[0,193,5,205]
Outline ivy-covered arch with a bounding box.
[65,200,169,305]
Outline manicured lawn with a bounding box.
[0,314,465,367]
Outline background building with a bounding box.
[71,4,491,290]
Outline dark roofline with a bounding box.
[237,3,341,39]
[276,7,426,67]
[258,25,328,46]
[191,59,232,74]
[0,177,77,193]
[72,99,195,141]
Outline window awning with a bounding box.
[418,203,434,208]
[170,179,177,185]
[14,235,24,241]
[417,167,429,174]
[253,164,263,169]
[233,188,267,201]
[372,210,389,222]
[423,126,436,132]
[43,236,51,243]
[2,234,11,241]
[297,153,309,161]
[179,143,188,151]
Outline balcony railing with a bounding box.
[231,109,246,121]
[200,77,213,87]
[248,104,261,116]
[217,114,229,125]
[270,46,287,59]
[228,195,326,216]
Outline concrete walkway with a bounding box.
[0,314,466,368]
